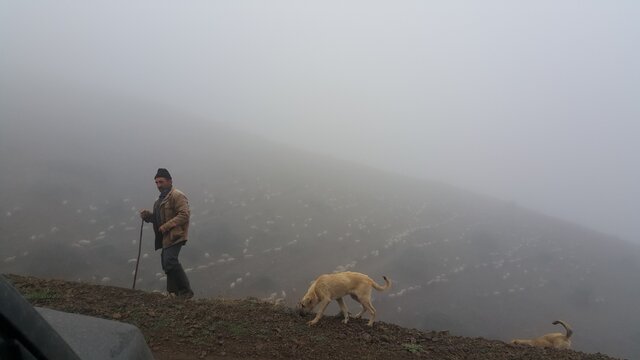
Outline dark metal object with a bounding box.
[0,275,81,359]
[0,275,154,359]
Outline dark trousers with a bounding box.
[160,242,193,297]
[161,242,184,273]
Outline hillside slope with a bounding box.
[2,87,640,358]
[6,274,618,360]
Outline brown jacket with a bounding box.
[143,188,190,250]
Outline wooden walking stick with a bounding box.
[132,219,144,289]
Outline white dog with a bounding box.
[299,271,390,326]
[511,320,573,349]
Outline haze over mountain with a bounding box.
[2,86,640,359]
[2,1,639,242]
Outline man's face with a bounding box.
[155,177,172,192]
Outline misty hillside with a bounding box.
[6,274,618,360]
[1,86,640,359]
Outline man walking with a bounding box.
[140,168,194,299]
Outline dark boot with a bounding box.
[174,264,194,299]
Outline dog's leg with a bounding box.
[361,299,377,326]
[308,299,331,326]
[336,297,349,324]
[350,294,366,318]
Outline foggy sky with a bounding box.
[1,1,639,242]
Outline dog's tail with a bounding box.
[372,276,391,291]
[552,320,573,339]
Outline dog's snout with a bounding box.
[297,303,309,316]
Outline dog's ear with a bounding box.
[307,281,319,301]
[299,297,312,309]
[300,291,319,308]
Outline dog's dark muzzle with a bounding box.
[297,303,309,317]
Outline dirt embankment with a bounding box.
[6,274,620,360]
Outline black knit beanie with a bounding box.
[154,168,172,180]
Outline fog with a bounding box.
[2,1,639,242]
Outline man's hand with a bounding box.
[139,209,152,220]
[158,223,172,233]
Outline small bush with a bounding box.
[25,289,59,301]
[402,343,423,353]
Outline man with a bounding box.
[140,168,194,299]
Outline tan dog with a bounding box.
[511,320,573,349]
[298,271,390,326]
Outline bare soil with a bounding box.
[6,274,620,360]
